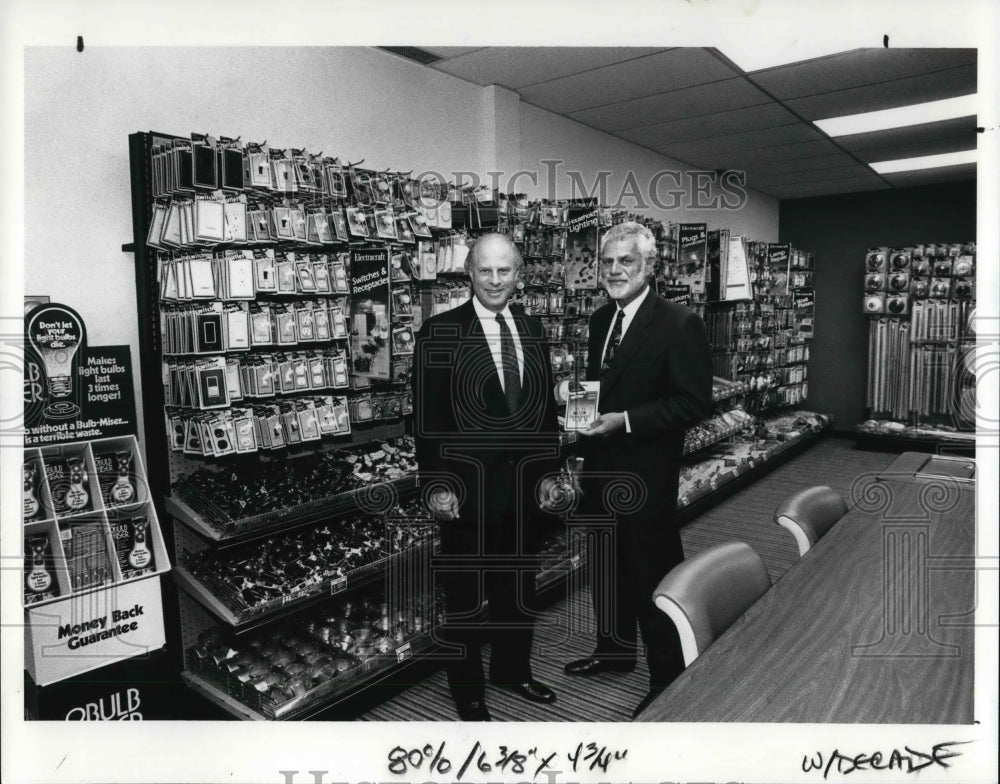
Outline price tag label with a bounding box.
[330,576,347,594]
[396,643,412,662]
[570,554,582,569]
[60,528,72,541]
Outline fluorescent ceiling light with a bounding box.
[816,95,978,137]
[870,149,977,174]
[720,43,857,73]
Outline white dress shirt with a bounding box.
[472,295,524,392]
[601,285,651,433]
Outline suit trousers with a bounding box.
[435,538,538,701]
[587,499,687,691]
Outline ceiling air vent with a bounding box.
[379,47,443,65]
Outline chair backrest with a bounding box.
[653,541,771,668]
[774,485,849,557]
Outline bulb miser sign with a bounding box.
[23,302,136,446]
[26,304,87,420]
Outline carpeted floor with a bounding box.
[360,436,897,722]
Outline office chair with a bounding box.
[653,541,771,668]
[774,485,849,557]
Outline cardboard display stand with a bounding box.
[23,302,171,708]
[23,648,178,721]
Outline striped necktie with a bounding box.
[601,309,625,377]
[496,314,521,413]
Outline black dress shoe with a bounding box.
[631,688,665,720]
[455,698,492,721]
[564,657,636,676]
[493,679,556,704]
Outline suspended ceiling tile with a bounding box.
[768,177,890,199]
[657,123,824,160]
[569,78,771,132]
[418,47,489,59]
[786,65,977,120]
[835,116,977,163]
[881,162,976,188]
[670,138,845,170]
[860,138,977,166]
[748,162,877,189]
[616,103,799,146]
[750,48,977,100]
[518,48,737,115]
[431,47,665,88]
[740,153,859,178]
[776,170,886,190]
[837,116,977,151]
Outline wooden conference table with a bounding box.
[637,452,977,723]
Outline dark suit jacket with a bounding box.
[412,299,561,556]
[579,290,713,518]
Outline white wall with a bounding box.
[25,46,487,342]
[24,47,488,449]
[519,102,780,239]
[24,46,781,455]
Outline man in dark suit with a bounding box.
[563,221,713,718]
[412,233,563,721]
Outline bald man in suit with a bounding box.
[412,233,564,721]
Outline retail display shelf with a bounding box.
[183,627,439,720]
[712,385,748,404]
[261,421,411,459]
[162,340,351,357]
[683,419,753,456]
[536,555,584,592]
[855,421,975,455]
[181,670,268,721]
[174,538,436,632]
[168,473,420,545]
[678,412,832,514]
[271,632,437,720]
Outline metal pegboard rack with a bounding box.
[177,584,223,651]
[172,515,213,562]
[125,131,436,718]
[128,131,185,538]
[127,131,417,509]
[166,423,409,487]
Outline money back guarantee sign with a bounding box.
[25,574,166,686]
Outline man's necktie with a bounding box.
[496,314,521,413]
[601,309,625,377]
